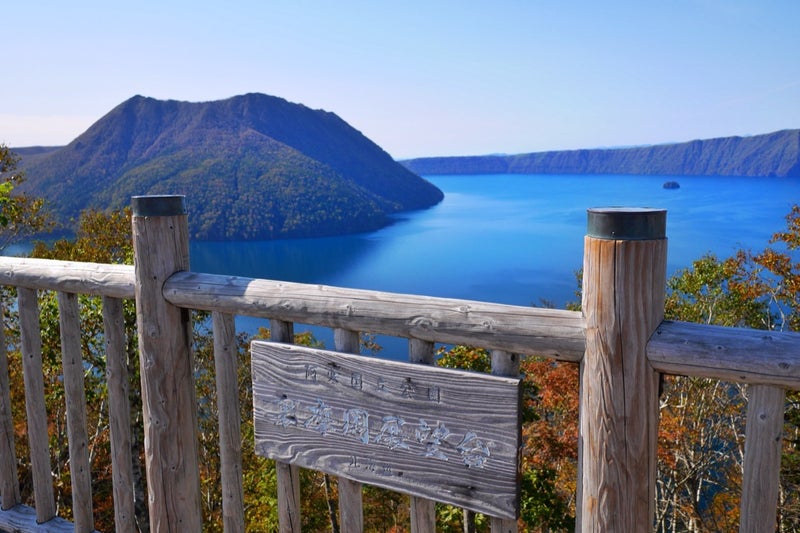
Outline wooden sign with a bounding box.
[251,341,522,519]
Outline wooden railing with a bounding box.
[0,196,798,532]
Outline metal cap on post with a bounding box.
[579,207,667,532]
[131,195,187,217]
[587,207,666,241]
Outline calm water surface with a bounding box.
[191,174,798,354]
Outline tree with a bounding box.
[0,144,55,251]
[31,207,132,263]
[431,204,800,532]
[23,207,148,531]
[435,345,576,532]
[657,205,800,531]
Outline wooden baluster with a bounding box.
[101,296,137,533]
[408,338,436,533]
[740,384,786,532]
[270,319,302,533]
[213,311,245,533]
[491,350,520,533]
[334,328,363,533]
[18,287,56,522]
[0,297,20,509]
[57,291,94,532]
[131,195,202,531]
[579,208,667,531]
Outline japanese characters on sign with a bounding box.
[270,393,491,468]
[251,340,522,519]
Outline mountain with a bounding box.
[19,94,443,240]
[402,129,800,178]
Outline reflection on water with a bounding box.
[190,234,380,283]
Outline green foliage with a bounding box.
[519,468,574,531]
[435,345,492,373]
[665,253,771,327]
[0,144,56,250]
[31,208,133,263]
[0,180,14,227]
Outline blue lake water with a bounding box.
[190,173,798,356]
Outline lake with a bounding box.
[190,173,798,356]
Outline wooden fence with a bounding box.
[0,195,798,532]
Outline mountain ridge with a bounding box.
[401,129,800,177]
[18,94,444,240]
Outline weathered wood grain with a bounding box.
[212,311,245,533]
[337,477,363,533]
[56,291,94,532]
[334,328,364,533]
[579,235,666,531]
[101,296,137,533]
[491,349,520,533]
[740,384,785,532]
[408,338,436,533]
[18,287,56,523]
[0,256,134,298]
[132,204,202,532]
[275,461,301,533]
[648,320,800,389]
[251,341,522,519]
[410,499,435,533]
[164,271,586,360]
[269,319,302,533]
[0,298,20,510]
[408,338,434,366]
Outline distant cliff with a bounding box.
[402,129,800,178]
[19,94,443,241]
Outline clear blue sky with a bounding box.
[2,1,799,159]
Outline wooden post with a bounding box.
[408,338,436,533]
[18,287,56,523]
[0,298,20,509]
[491,350,519,533]
[270,319,302,533]
[102,296,137,533]
[334,328,363,533]
[131,195,202,532]
[213,311,245,533]
[57,291,94,532]
[578,208,667,531]
[740,384,785,532]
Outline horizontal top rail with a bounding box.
[163,271,587,360]
[0,257,134,298]
[1,256,799,388]
[648,320,800,389]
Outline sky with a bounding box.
[2,1,799,159]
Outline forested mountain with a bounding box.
[402,129,800,177]
[18,94,443,240]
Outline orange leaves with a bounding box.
[520,358,579,469]
[771,204,800,250]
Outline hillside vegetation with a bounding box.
[18,94,443,240]
[402,129,800,177]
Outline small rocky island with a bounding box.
[663,181,680,189]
